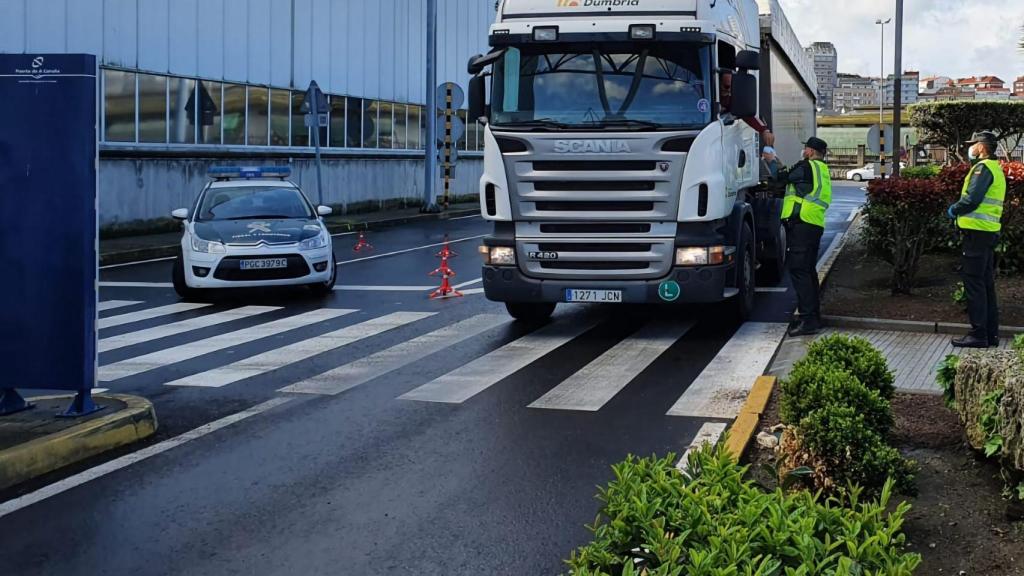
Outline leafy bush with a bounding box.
[565,444,921,576]
[900,165,941,180]
[780,362,893,434]
[936,354,960,409]
[804,334,897,399]
[799,405,918,497]
[908,101,1024,162]
[862,176,957,294]
[1015,335,1024,360]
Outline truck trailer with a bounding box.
[468,0,818,322]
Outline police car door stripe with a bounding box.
[666,322,788,418]
[399,318,600,405]
[98,302,213,329]
[528,319,696,412]
[165,311,436,388]
[98,306,281,353]
[98,300,142,312]
[99,308,355,382]
[279,314,508,396]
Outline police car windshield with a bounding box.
[196,187,314,222]
[491,43,712,130]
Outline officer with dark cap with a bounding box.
[781,136,832,337]
[948,131,1006,348]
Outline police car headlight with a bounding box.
[300,232,328,251]
[191,235,227,254]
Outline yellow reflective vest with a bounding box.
[957,159,1006,233]
[781,159,832,229]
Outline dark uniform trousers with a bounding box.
[787,219,824,325]
[961,230,999,341]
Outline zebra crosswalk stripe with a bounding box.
[665,322,788,419]
[98,300,142,312]
[98,302,212,330]
[99,306,281,353]
[165,311,436,388]
[528,319,696,412]
[280,314,508,396]
[399,318,601,405]
[99,308,356,382]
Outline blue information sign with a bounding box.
[0,54,99,416]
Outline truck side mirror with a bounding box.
[729,71,758,119]
[469,75,487,122]
[736,50,760,71]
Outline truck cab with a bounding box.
[469,0,814,322]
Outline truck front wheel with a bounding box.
[731,226,756,322]
[505,302,556,323]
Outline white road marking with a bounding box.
[99,282,174,288]
[847,208,860,222]
[0,397,293,519]
[99,256,176,270]
[449,214,481,220]
[334,285,436,292]
[529,320,695,412]
[98,302,211,330]
[165,312,435,388]
[453,278,482,289]
[99,309,355,381]
[280,314,508,396]
[666,322,788,419]
[461,288,485,296]
[676,422,728,472]
[400,318,600,404]
[92,388,109,394]
[330,231,359,237]
[336,234,487,266]
[816,233,845,273]
[97,300,142,312]
[99,306,280,353]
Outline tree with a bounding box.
[908,101,1024,162]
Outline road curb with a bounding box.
[0,394,158,491]
[725,376,777,460]
[98,208,480,267]
[822,315,1024,337]
[817,208,861,286]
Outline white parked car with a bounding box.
[171,166,336,299]
[846,162,907,182]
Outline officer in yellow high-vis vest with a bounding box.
[947,131,1006,348]
[781,137,832,337]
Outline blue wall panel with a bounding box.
[0,0,26,54]
[291,0,312,90]
[269,0,292,88]
[26,0,66,53]
[246,0,272,85]
[196,0,225,79]
[67,0,105,58]
[137,0,170,73]
[102,0,137,68]
[222,0,248,82]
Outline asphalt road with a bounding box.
[0,183,865,576]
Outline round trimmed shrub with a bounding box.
[805,334,896,399]
[780,360,893,434]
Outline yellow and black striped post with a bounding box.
[879,124,887,179]
[443,83,453,209]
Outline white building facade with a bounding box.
[0,0,495,225]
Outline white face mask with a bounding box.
[968,147,979,161]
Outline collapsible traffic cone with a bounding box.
[429,236,462,299]
[353,230,373,252]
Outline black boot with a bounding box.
[951,335,989,349]
[788,322,821,337]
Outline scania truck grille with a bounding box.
[516,234,674,280]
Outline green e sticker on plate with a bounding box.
[658,280,681,302]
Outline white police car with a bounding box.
[170,167,336,298]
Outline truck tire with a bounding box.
[759,222,787,285]
[172,254,203,301]
[730,225,756,322]
[505,302,556,323]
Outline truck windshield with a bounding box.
[491,43,712,130]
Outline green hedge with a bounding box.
[565,444,921,576]
[780,362,893,434]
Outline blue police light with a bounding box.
[208,166,292,180]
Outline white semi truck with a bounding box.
[468,0,818,322]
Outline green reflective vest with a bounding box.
[957,159,1006,233]
[781,159,832,229]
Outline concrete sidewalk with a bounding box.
[769,328,1016,394]
[100,202,480,266]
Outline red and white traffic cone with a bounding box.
[429,236,462,299]
[353,230,373,252]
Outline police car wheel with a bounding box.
[308,256,337,297]
[172,254,202,301]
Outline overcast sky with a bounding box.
[778,0,1024,84]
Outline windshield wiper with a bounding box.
[593,119,664,131]
[222,215,294,220]
[493,118,574,130]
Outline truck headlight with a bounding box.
[300,232,328,251]
[481,245,516,266]
[191,235,227,254]
[675,246,727,267]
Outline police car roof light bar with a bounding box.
[208,166,292,181]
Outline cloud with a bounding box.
[779,0,1024,83]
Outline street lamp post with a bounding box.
[876,17,892,179]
